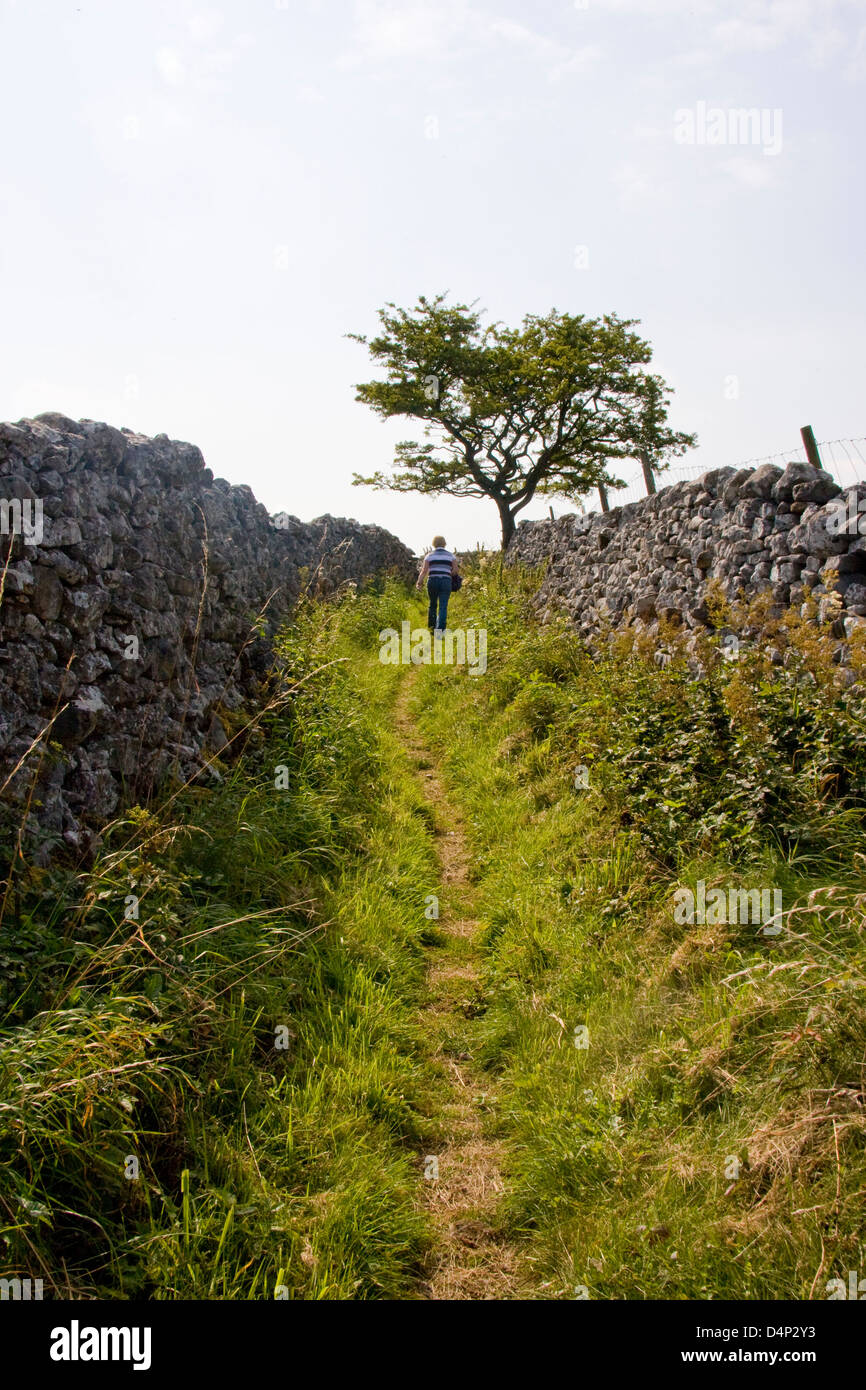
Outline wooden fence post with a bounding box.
[800,425,822,470]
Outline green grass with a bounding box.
[412,558,866,1300]
[4,561,866,1301]
[0,581,441,1299]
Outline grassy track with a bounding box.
[395,674,531,1298]
[2,566,866,1300]
[411,561,866,1299]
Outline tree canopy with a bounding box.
[349,294,696,548]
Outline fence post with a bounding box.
[800,425,822,470]
[639,449,657,495]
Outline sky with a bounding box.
[0,0,863,552]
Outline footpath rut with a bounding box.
[394,675,530,1301]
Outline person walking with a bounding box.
[416,535,460,635]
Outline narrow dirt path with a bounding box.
[394,675,531,1301]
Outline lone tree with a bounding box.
[349,294,695,548]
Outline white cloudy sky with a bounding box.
[0,0,863,550]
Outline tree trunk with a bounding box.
[639,449,657,496]
[598,484,610,513]
[498,500,516,550]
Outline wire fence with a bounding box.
[571,437,866,515]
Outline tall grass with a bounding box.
[5,557,866,1301]
[413,558,866,1299]
[0,581,439,1299]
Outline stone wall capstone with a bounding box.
[0,413,415,855]
[507,462,866,642]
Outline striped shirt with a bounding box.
[425,548,455,577]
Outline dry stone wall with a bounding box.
[0,413,414,855]
[508,462,866,643]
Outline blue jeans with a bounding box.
[427,575,451,631]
